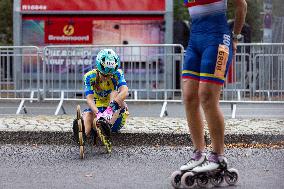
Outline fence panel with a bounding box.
[0,46,41,100]
[0,44,283,105]
[223,43,284,102]
[43,44,184,101]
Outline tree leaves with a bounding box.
[0,0,13,45]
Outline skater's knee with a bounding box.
[183,93,199,107]
[83,111,94,120]
[199,90,217,109]
[183,89,199,106]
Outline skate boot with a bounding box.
[181,152,239,188]
[95,117,112,153]
[73,105,86,159]
[170,150,206,188]
[180,150,207,171]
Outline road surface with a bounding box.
[0,144,283,189]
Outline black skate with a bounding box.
[73,105,86,159]
[94,117,112,153]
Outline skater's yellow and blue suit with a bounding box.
[83,69,128,132]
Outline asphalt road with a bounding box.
[0,144,283,189]
[0,101,284,119]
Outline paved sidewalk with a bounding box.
[0,115,283,146]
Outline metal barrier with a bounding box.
[223,43,284,101]
[0,46,41,114]
[42,44,184,114]
[0,44,283,116]
[219,43,284,118]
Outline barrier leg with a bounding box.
[55,91,65,115]
[16,99,26,114]
[231,103,237,119]
[30,91,35,103]
[160,101,168,118]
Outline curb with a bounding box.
[1,131,283,146]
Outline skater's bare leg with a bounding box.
[83,112,94,137]
[182,79,205,151]
[199,82,224,155]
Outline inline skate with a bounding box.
[73,105,112,159]
[180,152,239,188]
[170,150,206,188]
[73,105,86,159]
[94,116,112,153]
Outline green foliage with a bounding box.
[0,0,13,45]
[174,0,189,20]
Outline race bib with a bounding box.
[214,44,229,78]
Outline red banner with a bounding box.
[21,0,165,11]
[44,18,93,44]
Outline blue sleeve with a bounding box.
[83,71,96,96]
[117,69,127,88]
[116,69,127,88]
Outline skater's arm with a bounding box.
[232,0,247,54]
[86,94,99,114]
[84,71,99,114]
[114,69,128,106]
[114,85,128,106]
[233,0,247,35]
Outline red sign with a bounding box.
[21,0,165,11]
[44,18,93,44]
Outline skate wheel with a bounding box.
[76,105,81,120]
[196,174,209,188]
[78,131,84,145]
[224,168,239,185]
[105,142,112,153]
[181,172,195,189]
[77,106,85,159]
[78,117,84,145]
[210,173,224,187]
[79,146,84,159]
[170,170,182,188]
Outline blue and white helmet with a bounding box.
[96,49,120,75]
